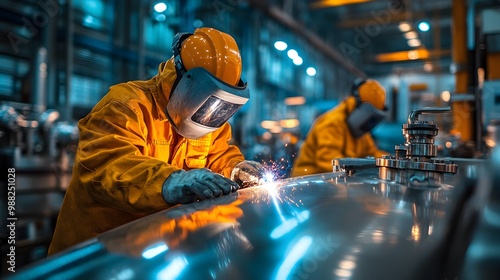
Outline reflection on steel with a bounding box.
[376,107,458,188]
[10,162,490,280]
[332,158,376,176]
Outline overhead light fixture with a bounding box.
[441,91,451,102]
[418,21,430,32]
[154,2,167,13]
[279,119,300,128]
[274,41,288,51]
[293,56,303,65]
[262,131,272,140]
[306,67,317,76]
[287,49,298,59]
[407,39,421,47]
[375,49,430,62]
[269,126,283,134]
[261,120,279,129]
[399,22,411,32]
[285,96,306,106]
[310,0,372,8]
[423,62,433,72]
[407,50,420,60]
[404,31,418,40]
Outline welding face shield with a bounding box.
[166,67,249,139]
[346,102,386,138]
[346,79,386,138]
[166,30,249,139]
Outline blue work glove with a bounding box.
[162,169,240,204]
[230,160,267,188]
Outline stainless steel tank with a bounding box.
[8,108,499,280]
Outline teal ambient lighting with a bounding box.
[418,21,430,32]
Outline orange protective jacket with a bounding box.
[291,97,388,177]
[48,58,245,255]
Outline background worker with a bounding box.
[48,27,266,255]
[291,79,390,177]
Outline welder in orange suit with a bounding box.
[291,79,390,177]
[48,28,266,255]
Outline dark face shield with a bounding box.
[346,102,386,138]
[166,67,250,139]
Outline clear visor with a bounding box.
[166,67,249,139]
[191,96,242,128]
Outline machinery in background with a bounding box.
[376,107,457,187]
[6,107,499,280]
[0,101,79,273]
[482,80,500,156]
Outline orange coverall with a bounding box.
[48,58,244,255]
[291,96,388,177]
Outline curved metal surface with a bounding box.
[9,164,486,280]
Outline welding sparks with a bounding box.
[259,157,292,182]
[238,157,305,209]
[264,172,275,183]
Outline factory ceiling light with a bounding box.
[287,49,298,59]
[375,49,430,62]
[154,2,167,13]
[306,67,317,77]
[404,31,418,40]
[423,62,433,72]
[274,41,288,51]
[398,22,411,32]
[250,0,498,76]
[407,50,420,60]
[279,119,300,128]
[310,0,372,8]
[441,91,451,102]
[407,38,422,47]
[261,120,279,129]
[269,126,283,134]
[293,56,303,65]
[418,21,430,32]
[285,96,306,106]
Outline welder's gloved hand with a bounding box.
[231,160,267,188]
[162,169,240,204]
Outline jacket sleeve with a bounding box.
[313,120,348,173]
[76,98,177,214]
[205,123,245,178]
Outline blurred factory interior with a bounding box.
[1,0,500,273]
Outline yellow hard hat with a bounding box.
[358,79,386,110]
[180,27,242,86]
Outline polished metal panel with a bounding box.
[10,165,485,280]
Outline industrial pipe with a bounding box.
[452,0,474,141]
